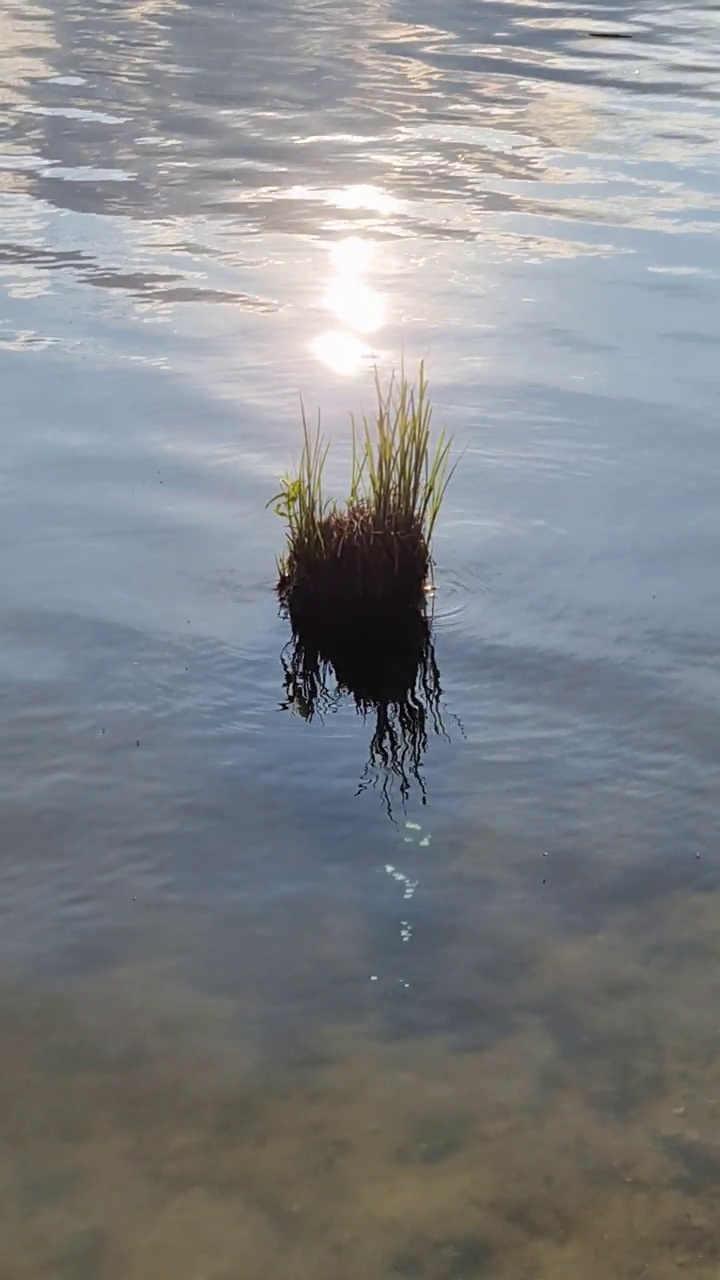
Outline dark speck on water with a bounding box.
[1,0,720,1272]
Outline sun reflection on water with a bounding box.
[311,328,371,376]
[312,234,386,375]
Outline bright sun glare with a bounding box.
[312,234,386,376]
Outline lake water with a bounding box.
[2,0,720,1273]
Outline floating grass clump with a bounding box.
[271,363,453,627]
[272,363,455,812]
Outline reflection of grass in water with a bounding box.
[7,893,720,1275]
[281,610,446,814]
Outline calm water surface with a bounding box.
[2,0,720,1273]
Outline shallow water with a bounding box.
[2,0,720,1272]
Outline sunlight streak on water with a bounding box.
[313,234,385,371]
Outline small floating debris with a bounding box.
[586,29,636,38]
